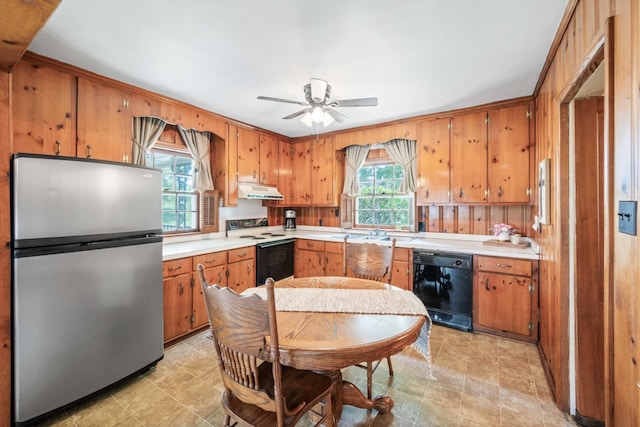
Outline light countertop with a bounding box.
[162,226,539,261]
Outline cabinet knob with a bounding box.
[458,188,463,198]
[485,277,490,291]
[498,186,503,197]
[54,140,61,156]
[179,282,184,295]
[87,145,92,158]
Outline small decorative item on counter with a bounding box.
[510,233,522,245]
[490,223,515,241]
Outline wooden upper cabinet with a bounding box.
[289,137,337,206]
[451,112,488,203]
[77,78,132,163]
[259,133,278,186]
[291,140,312,204]
[278,140,293,203]
[417,118,451,205]
[12,61,76,157]
[310,137,335,206]
[236,127,260,183]
[487,104,531,203]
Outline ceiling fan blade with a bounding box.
[309,78,328,102]
[331,97,378,107]
[257,96,308,106]
[327,108,348,123]
[282,109,309,120]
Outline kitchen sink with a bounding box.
[327,234,413,243]
[356,235,391,241]
[329,233,359,239]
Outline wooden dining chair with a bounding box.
[197,264,335,427]
[342,237,396,399]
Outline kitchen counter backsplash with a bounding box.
[162,225,539,261]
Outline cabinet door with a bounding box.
[451,112,487,203]
[227,259,254,293]
[324,251,344,276]
[259,133,279,186]
[310,137,335,206]
[291,140,312,204]
[294,248,324,278]
[390,248,412,291]
[12,61,76,157]
[475,271,532,336]
[163,273,192,341]
[192,272,217,329]
[77,78,131,162]
[417,118,450,204]
[488,104,531,203]
[278,139,293,204]
[237,127,260,183]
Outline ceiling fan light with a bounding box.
[300,112,313,127]
[311,106,324,123]
[323,112,335,126]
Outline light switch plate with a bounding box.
[618,201,637,235]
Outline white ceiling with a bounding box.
[28,0,568,138]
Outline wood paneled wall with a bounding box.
[0,71,12,425]
[267,205,532,237]
[533,0,627,423]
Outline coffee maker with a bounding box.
[284,210,296,230]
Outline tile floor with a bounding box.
[33,325,577,427]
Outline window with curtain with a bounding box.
[355,149,414,228]
[146,149,199,233]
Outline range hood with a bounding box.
[238,184,284,200]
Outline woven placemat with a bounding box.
[244,287,428,316]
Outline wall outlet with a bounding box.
[618,201,637,235]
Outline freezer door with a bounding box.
[13,155,162,242]
[13,241,164,424]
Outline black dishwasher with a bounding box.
[413,251,473,331]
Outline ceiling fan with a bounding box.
[257,78,378,127]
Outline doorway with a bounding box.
[565,59,606,425]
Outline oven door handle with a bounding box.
[256,238,295,249]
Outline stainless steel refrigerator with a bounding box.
[11,154,164,425]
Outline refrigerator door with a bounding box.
[13,241,164,424]
[13,155,162,245]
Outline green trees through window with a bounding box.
[356,163,412,228]
[147,150,198,233]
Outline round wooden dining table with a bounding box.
[270,276,426,421]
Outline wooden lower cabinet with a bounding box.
[164,246,256,343]
[390,248,413,291]
[295,239,410,290]
[226,246,256,293]
[162,257,195,342]
[294,239,344,277]
[473,255,539,342]
[294,239,327,277]
[324,242,344,276]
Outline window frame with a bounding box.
[353,153,415,230]
[147,147,200,235]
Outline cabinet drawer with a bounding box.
[193,251,226,269]
[228,246,255,263]
[475,256,531,276]
[163,258,192,278]
[394,248,411,262]
[296,239,325,251]
[325,242,343,254]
